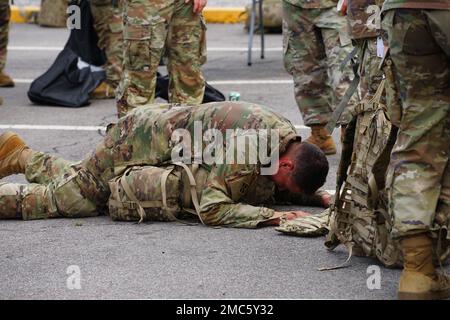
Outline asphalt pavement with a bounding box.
[1,23,447,300]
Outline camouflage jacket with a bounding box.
[105,102,318,228]
[178,165,327,228]
[383,0,450,11]
[283,0,337,9]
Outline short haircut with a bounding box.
[291,142,329,195]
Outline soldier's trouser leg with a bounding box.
[320,21,357,125]
[283,4,355,126]
[383,10,450,238]
[166,0,206,104]
[90,0,124,89]
[283,3,331,126]
[0,1,10,72]
[24,152,75,185]
[117,0,171,117]
[0,136,116,220]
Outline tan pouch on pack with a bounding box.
[108,166,181,223]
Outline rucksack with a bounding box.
[324,80,404,269]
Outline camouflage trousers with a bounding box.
[382,9,450,239]
[90,0,124,89]
[0,140,115,220]
[282,2,358,126]
[0,0,10,72]
[117,0,207,118]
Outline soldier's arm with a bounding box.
[199,164,276,228]
[184,0,207,13]
[274,189,332,208]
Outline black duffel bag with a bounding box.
[28,0,106,108]
[155,73,226,103]
[27,48,105,108]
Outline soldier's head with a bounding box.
[270,142,329,195]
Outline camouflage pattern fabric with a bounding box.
[346,0,379,39]
[284,0,337,9]
[0,102,329,229]
[356,38,384,102]
[282,1,358,126]
[39,0,69,28]
[325,85,404,268]
[0,0,10,73]
[382,9,450,240]
[383,0,450,10]
[276,209,330,237]
[116,0,206,118]
[90,0,124,89]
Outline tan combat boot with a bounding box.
[91,81,116,99]
[306,125,337,155]
[0,71,15,87]
[398,234,450,300]
[0,132,33,179]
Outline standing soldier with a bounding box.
[381,0,450,300]
[0,0,15,96]
[90,0,125,99]
[116,0,207,118]
[282,0,358,155]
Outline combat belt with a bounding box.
[108,163,205,225]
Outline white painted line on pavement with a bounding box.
[14,79,294,85]
[208,47,282,52]
[0,124,106,131]
[209,79,292,85]
[0,124,309,131]
[8,46,283,52]
[8,46,64,51]
[13,79,33,84]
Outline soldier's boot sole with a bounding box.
[398,271,450,300]
[0,73,15,88]
[0,131,29,179]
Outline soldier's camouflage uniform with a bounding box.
[90,0,124,89]
[0,102,325,228]
[347,0,385,101]
[116,0,207,118]
[282,0,358,126]
[0,0,10,73]
[381,0,450,239]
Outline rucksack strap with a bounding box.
[172,162,206,226]
[326,46,361,134]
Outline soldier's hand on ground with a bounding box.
[185,0,207,14]
[321,193,333,208]
[260,211,312,227]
